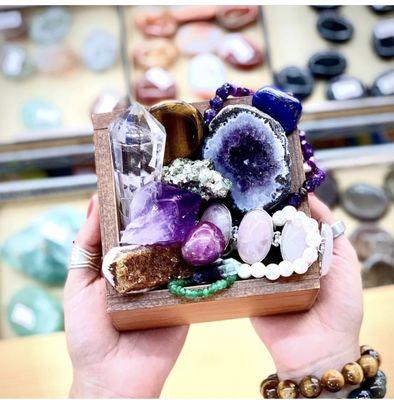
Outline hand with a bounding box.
[252,194,363,382]
[64,195,188,398]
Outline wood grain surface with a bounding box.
[92,96,320,330]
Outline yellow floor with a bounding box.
[0,285,392,398]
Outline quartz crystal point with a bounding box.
[121,182,201,246]
[203,104,291,212]
[162,158,232,200]
[108,103,166,226]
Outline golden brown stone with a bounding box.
[110,245,194,294]
[150,100,204,164]
[277,380,299,399]
[321,369,345,392]
[358,354,379,378]
[299,375,322,398]
[360,347,381,366]
[342,362,364,385]
[260,375,279,398]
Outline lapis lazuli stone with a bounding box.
[252,86,302,134]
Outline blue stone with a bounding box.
[252,86,302,134]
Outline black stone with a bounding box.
[369,5,394,14]
[317,12,354,43]
[314,172,339,207]
[373,19,394,59]
[341,183,390,221]
[348,388,372,399]
[308,50,347,79]
[362,372,387,399]
[274,66,314,100]
[311,5,341,11]
[371,69,394,96]
[326,75,367,101]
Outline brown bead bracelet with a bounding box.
[260,345,382,398]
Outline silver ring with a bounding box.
[69,243,102,272]
[331,220,346,239]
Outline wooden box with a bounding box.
[92,96,320,331]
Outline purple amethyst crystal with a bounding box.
[121,181,201,245]
[202,104,291,212]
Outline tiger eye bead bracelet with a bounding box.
[260,345,385,398]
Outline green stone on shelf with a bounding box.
[7,286,63,336]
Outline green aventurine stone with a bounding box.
[7,287,63,336]
[0,207,84,285]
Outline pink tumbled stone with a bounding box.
[181,221,225,266]
[280,220,308,262]
[237,209,273,264]
[201,203,232,247]
[320,222,333,276]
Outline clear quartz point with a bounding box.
[108,102,166,227]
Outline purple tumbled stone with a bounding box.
[121,181,201,246]
[203,104,291,211]
[181,221,225,266]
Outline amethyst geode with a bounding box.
[121,181,201,245]
[202,104,291,212]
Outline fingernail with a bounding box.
[86,197,94,218]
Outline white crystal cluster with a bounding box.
[162,158,232,200]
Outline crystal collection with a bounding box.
[104,83,330,297]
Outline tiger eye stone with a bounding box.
[321,369,345,392]
[299,375,322,398]
[260,375,279,398]
[342,362,364,385]
[358,355,379,378]
[150,100,204,165]
[277,380,299,399]
[361,348,381,366]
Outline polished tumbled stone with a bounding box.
[252,86,302,133]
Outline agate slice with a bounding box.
[203,104,291,212]
[103,244,194,293]
[237,209,273,264]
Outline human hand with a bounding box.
[64,195,188,398]
[252,194,363,383]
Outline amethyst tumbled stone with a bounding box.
[121,181,201,246]
[181,221,225,266]
[252,86,302,134]
[203,104,291,212]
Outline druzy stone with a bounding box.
[237,209,273,264]
[108,102,166,226]
[7,287,63,336]
[121,182,201,246]
[203,104,291,212]
[201,203,232,246]
[320,222,333,276]
[252,86,302,133]
[182,221,225,266]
